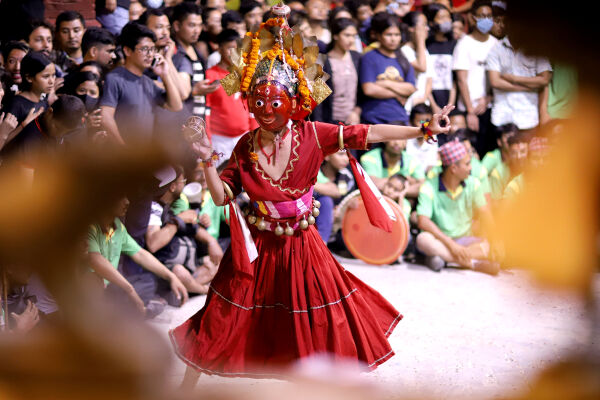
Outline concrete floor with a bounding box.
[149,258,598,399]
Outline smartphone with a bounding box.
[151,54,160,68]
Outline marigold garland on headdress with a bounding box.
[220,2,331,116]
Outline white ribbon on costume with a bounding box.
[233,203,258,262]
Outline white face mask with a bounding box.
[145,0,164,8]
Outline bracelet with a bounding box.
[199,151,223,168]
[420,120,436,144]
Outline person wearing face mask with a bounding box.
[424,3,457,137]
[452,0,498,158]
[59,71,104,131]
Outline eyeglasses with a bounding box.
[135,46,157,55]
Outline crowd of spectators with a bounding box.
[0,0,576,331]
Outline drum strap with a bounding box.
[347,152,396,233]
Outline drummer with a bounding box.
[415,140,500,275]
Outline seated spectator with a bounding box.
[360,12,416,125]
[0,95,86,180]
[88,196,189,315]
[489,130,529,202]
[54,11,86,71]
[312,18,361,125]
[205,29,258,162]
[1,265,40,333]
[314,150,355,242]
[405,103,438,173]
[416,140,499,274]
[480,122,517,175]
[1,41,29,98]
[81,27,117,69]
[360,137,425,197]
[427,129,491,198]
[145,167,220,295]
[381,173,411,223]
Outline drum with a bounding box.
[340,192,409,265]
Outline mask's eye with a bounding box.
[272,100,282,109]
[255,99,264,107]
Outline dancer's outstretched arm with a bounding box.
[368,105,454,143]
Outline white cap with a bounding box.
[153,166,176,188]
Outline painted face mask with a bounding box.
[249,83,293,132]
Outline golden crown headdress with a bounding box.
[220,2,332,114]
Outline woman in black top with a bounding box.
[0,51,56,144]
[312,18,362,125]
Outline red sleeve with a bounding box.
[312,121,371,157]
[219,142,244,198]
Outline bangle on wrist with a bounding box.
[199,150,223,168]
[420,120,436,144]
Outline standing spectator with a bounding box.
[1,52,55,140]
[81,27,117,69]
[306,0,332,46]
[221,10,247,38]
[451,12,465,41]
[96,0,131,35]
[100,22,182,144]
[205,29,258,161]
[0,95,86,179]
[54,11,87,71]
[424,4,456,121]
[204,0,227,14]
[172,2,218,123]
[313,18,362,124]
[26,21,54,58]
[345,0,374,45]
[360,13,416,125]
[486,36,552,131]
[452,0,497,157]
[1,42,29,98]
[401,11,433,113]
[198,7,222,63]
[239,0,263,32]
[129,0,146,21]
[138,8,191,103]
[416,140,498,274]
[544,64,577,122]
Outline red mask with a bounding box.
[248,83,294,132]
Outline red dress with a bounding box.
[170,120,402,378]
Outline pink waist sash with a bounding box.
[252,188,314,220]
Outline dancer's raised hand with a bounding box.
[428,104,454,136]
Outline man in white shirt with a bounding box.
[486,36,552,130]
[452,0,498,156]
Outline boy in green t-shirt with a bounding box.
[88,197,189,315]
[489,131,529,201]
[360,138,425,198]
[416,141,499,275]
[481,123,518,174]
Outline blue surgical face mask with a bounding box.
[476,17,494,34]
[437,21,453,33]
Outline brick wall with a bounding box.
[44,0,100,26]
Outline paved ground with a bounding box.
[149,258,598,399]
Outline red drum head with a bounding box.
[341,196,409,265]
